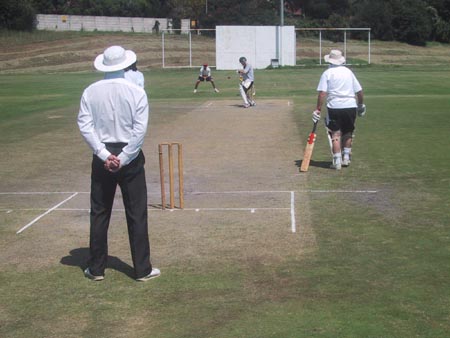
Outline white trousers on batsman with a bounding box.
[239,79,254,105]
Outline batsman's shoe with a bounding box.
[193,89,197,93]
[330,163,342,170]
[214,88,220,93]
[136,268,161,282]
[250,101,256,106]
[84,268,104,281]
[342,157,351,167]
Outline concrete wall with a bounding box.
[215,26,296,70]
[36,14,190,34]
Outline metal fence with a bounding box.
[295,28,371,65]
[160,28,371,68]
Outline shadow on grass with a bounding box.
[295,159,331,169]
[60,247,135,279]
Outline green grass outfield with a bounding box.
[1,65,450,337]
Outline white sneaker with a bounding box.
[136,268,161,281]
[330,163,342,170]
[250,101,256,106]
[342,158,351,167]
[243,103,250,108]
[214,88,219,93]
[193,89,197,93]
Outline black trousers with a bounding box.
[88,146,152,279]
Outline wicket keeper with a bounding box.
[194,64,219,93]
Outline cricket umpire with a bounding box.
[78,46,160,281]
[313,49,366,170]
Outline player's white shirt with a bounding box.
[242,63,254,82]
[199,66,211,77]
[317,65,362,109]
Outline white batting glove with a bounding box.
[312,110,321,123]
[357,104,366,117]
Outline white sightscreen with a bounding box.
[216,26,296,70]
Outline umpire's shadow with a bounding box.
[60,247,135,279]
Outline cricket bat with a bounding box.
[300,121,318,172]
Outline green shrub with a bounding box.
[0,0,36,31]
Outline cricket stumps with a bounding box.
[158,142,184,210]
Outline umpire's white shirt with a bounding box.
[78,77,149,166]
[317,65,362,109]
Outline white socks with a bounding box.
[343,147,351,161]
[333,152,342,166]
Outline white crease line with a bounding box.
[307,190,378,193]
[291,191,296,233]
[190,190,377,194]
[0,190,378,196]
[16,192,78,234]
[175,207,290,211]
[0,191,89,195]
[192,190,292,194]
[4,207,291,212]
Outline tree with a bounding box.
[391,0,432,46]
[352,0,433,45]
[200,0,278,28]
[0,0,36,31]
[351,0,395,41]
[425,0,450,21]
[427,4,450,42]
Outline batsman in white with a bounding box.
[237,56,255,108]
[312,49,366,170]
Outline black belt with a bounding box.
[104,142,128,156]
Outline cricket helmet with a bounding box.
[239,56,247,63]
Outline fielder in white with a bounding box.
[313,49,366,170]
[237,57,255,108]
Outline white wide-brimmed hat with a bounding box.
[324,49,346,65]
[94,46,137,72]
